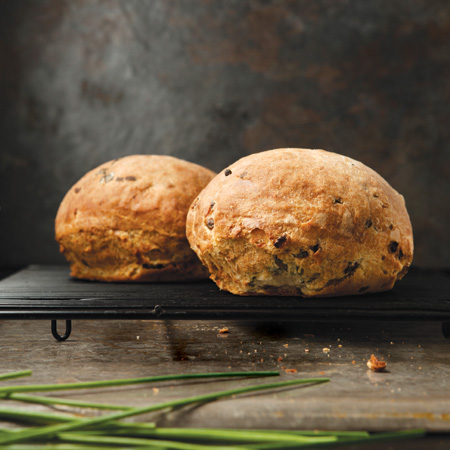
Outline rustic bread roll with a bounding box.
[55,155,216,281]
[187,148,413,297]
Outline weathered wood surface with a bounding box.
[0,312,450,432]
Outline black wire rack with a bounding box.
[0,265,449,341]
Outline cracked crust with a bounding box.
[55,155,216,281]
[186,148,413,297]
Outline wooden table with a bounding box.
[0,266,449,448]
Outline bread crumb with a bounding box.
[219,327,230,334]
[352,360,356,364]
[152,387,159,394]
[338,344,342,348]
[277,357,283,362]
[305,349,310,353]
[367,354,387,372]
[283,344,289,348]
[322,348,330,353]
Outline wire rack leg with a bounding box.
[51,320,72,341]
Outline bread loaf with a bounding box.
[186,148,413,297]
[55,155,215,281]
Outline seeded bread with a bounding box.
[55,155,216,282]
[186,148,413,297]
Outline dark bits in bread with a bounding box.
[186,148,413,297]
[55,155,216,282]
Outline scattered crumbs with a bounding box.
[136,336,140,340]
[352,360,356,364]
[305,349,310,353]
[152,387,159,395]
[285,369,297,373]
[240,350,243,354]
[338,344,342,348]
[322,348,330,353]
[284,353,287,357]
[278,357,283,362]
[390,341,395,345]
[254,349,258,353]
[248,353,251,356]
[367,354,387,372]
[283,344,289,348]
[419,366,422,370]
[337,338,341,342]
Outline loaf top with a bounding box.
[56,154,216,240]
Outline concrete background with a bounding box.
[0,0,449,268]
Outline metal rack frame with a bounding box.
[1,266,449,341]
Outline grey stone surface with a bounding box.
[0,0,449,267]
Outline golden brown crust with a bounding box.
[55,155,216,281]
[186,148,413,297]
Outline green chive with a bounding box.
[67,428,339,445]
[0,371,32,383]
[0,378,329,445]
[0,371,279,395]
[59,432,251,450]
[4,393,131,411]
[247,428,426,449]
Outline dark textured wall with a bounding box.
[0,0,449,268]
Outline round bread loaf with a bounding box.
[186,148,413,297]
[55,155,216,281]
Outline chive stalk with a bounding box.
[0,378,329,445]
[0,371,32,383]
[85,426,368,442]
[3,393,131,411]
[0,371,279,395]
[58,432,253,450]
